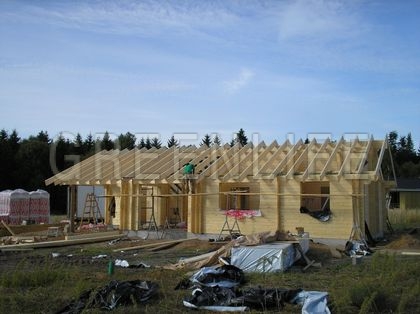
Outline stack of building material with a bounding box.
[7,189,30,225]
[0,190,12,222]
[29,189,50,223]
[0,189,50,224]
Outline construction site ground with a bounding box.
[0,222,419,313]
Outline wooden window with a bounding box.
[228,187,250,210]
[301,182,330,212]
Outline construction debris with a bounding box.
[113,237,198,252]
[180,265,331,313]
[0,231,123,251]
[1,220,15,235]
[56,280,159,313]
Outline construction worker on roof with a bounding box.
[183,162,195,193]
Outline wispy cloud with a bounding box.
[2,1,240,38]
[277,0,362,41]
[223,68,255,94]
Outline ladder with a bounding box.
[141,186,164,240]
[79,193,103,229]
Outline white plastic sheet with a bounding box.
[231,242,296,272]
[292,290,331,314]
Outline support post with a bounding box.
[69,185,77,233]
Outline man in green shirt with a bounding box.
[183,162,195,193]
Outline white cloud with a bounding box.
[3,1,240,37]
[223,68,255,94]
[277,0,362,41]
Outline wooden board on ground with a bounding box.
[0,233,122,251]
[1,220,15,236]
[65,230,120,240]
[113,238,197,252]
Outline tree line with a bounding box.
[0,128,248,214]
[0,128,418,214]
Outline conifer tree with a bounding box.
[200,134,212,147]
[151,137,162,149]
[236,128,248,146]
[213,134,222,146]
[167,135,179,148]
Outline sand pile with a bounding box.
[386,229,420,249]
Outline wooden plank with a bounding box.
[65,230,120,240]
[113,237,197,252]
[1,220,15,236]
[0,233,122,251]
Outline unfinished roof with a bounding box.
[45,137,394,186]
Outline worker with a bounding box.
[183,162,195,193]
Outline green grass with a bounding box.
[388,208,420,230]
[1,251,419,313]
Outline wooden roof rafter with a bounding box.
[139,146,197,182]
[237,140,279,181]
[55,149,121,185]
[319,137,344,179]
[209,143,251,181]
[337,137,360,178]
[125,147,167,179]
[301,138,331,181]
[45,149,107,185]
[285,138,316,179]
[256,139,292,178]
[132,147,177,181]
[266,139,303,179]
[356,135,374,174]
[94,149,134,184]
[196,144,234,182]
[166,145,213,183]
[194,146,226,175]
[374,139,387,180]
[222,141,266,182]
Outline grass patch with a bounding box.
[388,208,420,230]
[0,249,419,313]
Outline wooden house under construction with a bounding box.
[46,136,396,241]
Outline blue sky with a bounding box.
[1,0,420,147]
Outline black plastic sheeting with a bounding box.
[183,286,303,311]
[55,280,159,314]
[300,206,331,222]
[179,262,330,312]
[175,265,245,290]
[183,286,331,312]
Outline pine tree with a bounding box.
[167,135,179,148]
[406,132,414,153]
[84,133,95,157]
[213,134,222,146]
[117,132,136,150]
[36,130,50,143]
[101,131,114,150]
[145,137,152,149]
[138,137,146,149]
[236,128,248,146]
[200,134,212,147]
[151,137,162,149]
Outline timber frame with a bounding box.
[46,136,396,240]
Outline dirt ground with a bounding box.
[1,223,420,273]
